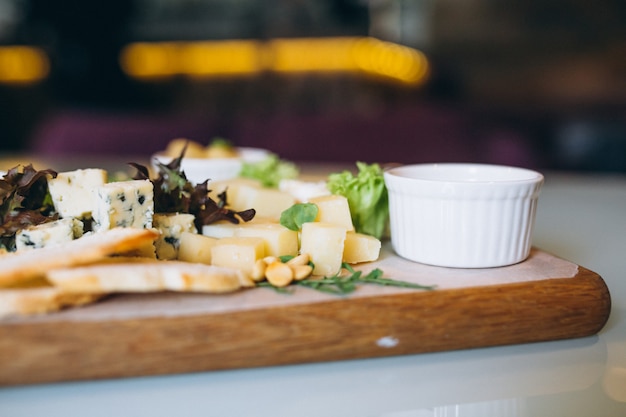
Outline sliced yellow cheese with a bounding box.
[208,178,263,209]
[209,179,295,220]
[211,237,265,277]
[343,232,381,264]
[243,186,296,220]
[178,231,217,264]
[300,222,346,276]
[309,194,354,231]
[202,220,239,239]
[236,222,299,257]
[202,218,296,257]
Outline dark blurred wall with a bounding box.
[0,0,624,170]
[431,0,626,109]
[22,1,136,106]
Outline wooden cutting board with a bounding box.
[0,245,611,386]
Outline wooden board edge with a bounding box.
[0,265,611,386]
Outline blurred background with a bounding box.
[0,0,625,171]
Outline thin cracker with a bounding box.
[47,261,255,294]
[0,286,104,318]
[0,227,159,288]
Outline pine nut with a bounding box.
[265,261,294,287]
[263,256,280,265]
[292,264,313,280]
[251,259,267,281]
[287,253,310,267]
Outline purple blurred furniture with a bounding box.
[29,109,220,157]
[233,104,481,164]
[28,104,538,167]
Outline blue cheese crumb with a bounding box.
[16,218,84,251]
[153,213,197,260]
[47,169,108,219]
[92,180,154,232]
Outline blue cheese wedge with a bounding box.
[47,169,108,219]
[152,213,197,260]
[92,180,154,232]
[16,218,84,251]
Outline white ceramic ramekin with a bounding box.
[384,163,544,268]
[152,147,270,184]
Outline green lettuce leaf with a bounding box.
[326,162,388,239]
[239,154,298,188]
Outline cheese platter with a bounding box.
[0,141,611,386]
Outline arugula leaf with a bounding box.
[240,154,298,188]
[326,162,389,239]
[132,145,255,230]
[279,203,318,231]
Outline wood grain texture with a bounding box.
[0,263,610,386]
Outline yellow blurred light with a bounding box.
[351,37,429,85]
[0,46,49,85]
[119,42,179,79]
[119,37,429,86]
[268,37,359,72]
[120,40,263,79]
[180,40,263,77]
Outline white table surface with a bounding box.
[1,166,625,417]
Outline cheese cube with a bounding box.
[202,220,239,239]
[343,232,381,264]
[178,231,217,264]
[300,222,346,276]
[209,180,296,220]
[208,178,262,209]
[220,184,294,220]
[202,219,297,257]
[152,213,197,260]
[92,180,154,232]
[211,237,265,276]
[47,169,108,219]
[309,195,354,231]
[236,222,299,257]
[16,217,84,251]
[248,187,297,220]
[201,216,274,238]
